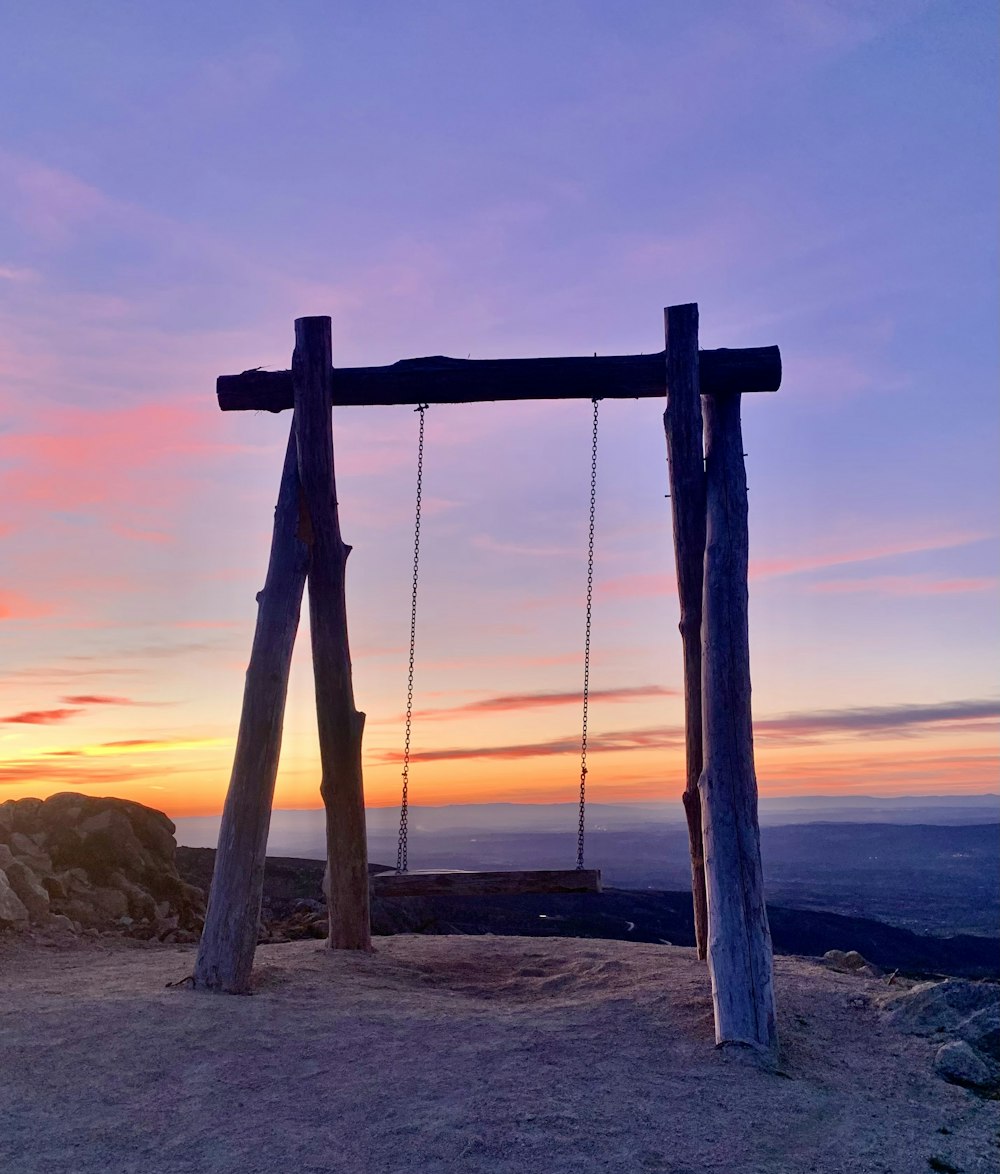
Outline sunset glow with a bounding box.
[0,4,996,823]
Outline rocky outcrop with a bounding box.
[0,793,205,942]
[882,978,1000,1093]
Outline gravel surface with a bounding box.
[1,934,996,1173]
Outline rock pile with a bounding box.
[0,793,205,942]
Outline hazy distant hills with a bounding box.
[174,795,1000,938]
[175,848,999,980]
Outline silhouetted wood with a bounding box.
[371,869,602,897]
[193,428,309,993]
[663,304,709,962]
[217,346,781,411]
[699,390,777,1053]
[293,316,371,951]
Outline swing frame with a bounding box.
[193,306,782,1054]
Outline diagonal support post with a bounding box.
[193,427,310,993]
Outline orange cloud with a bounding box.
[50,737,231,758]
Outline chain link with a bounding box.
[396,404,427,874]
[577,398,599,870]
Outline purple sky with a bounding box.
[0,2,996,815]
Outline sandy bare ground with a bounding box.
[1,935,996,1174]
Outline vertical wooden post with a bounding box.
[700,390,777,1052]
[293,316,372,951]
[193,427,310,993]
[662,303,709,960]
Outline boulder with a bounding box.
[8,831,50,869]
[956,1004,1000,1063]
[883,979,999,1037]
[1,797,42,835]
[0,871,29,928]
[44,914,77,935]
[934,1040,999,1091]
[88,886,130,921]
[3,859,50,922]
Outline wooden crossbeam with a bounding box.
[217,346,780,412]
[370,868,602,898]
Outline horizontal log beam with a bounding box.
[370,868,602,897]
[218,347,780,412]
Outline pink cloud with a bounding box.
[0,264,38,283]
[598,573,675,601]
[0,398,236,545]
[410,684,676,722]
[597,532,993,601]
[59,694,141,706]
[0,150,111,244]
[749,531,991,580]
[0,590,56,621]
[808,575,997,597]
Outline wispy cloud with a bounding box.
[410,684,676,721]
[749,532,992,580]
[0,759,174,788]
[0,590,57,621]
[0,707,82,725]
[371,696,999,764]
[59,694,166,707]
[756,698,1000,741]
[807,575,996,597]
[374,725,684,764]
[597,532,994,600]
[50,736,231,758]
[0,264,38,283]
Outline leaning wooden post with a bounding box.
[293,316,372,951]
[700,389,777,1052]
[193,428,310,993]
[662,303,709,960]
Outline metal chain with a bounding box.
[577,398,599,870]
[396,404,427,874]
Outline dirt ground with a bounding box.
[1,934,996,1174]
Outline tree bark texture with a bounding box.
[662,304,709,961]
[193,428,309,993]
[292,316,372,951]
[217,346,781,412]
[699,390,777,1053]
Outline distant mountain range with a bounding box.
[174,793,1000,851]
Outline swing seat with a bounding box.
[370,868,602,898]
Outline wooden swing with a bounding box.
[370,401,602,899]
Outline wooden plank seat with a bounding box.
[370,868,602,898]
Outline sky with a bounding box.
[0,1,997,821]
